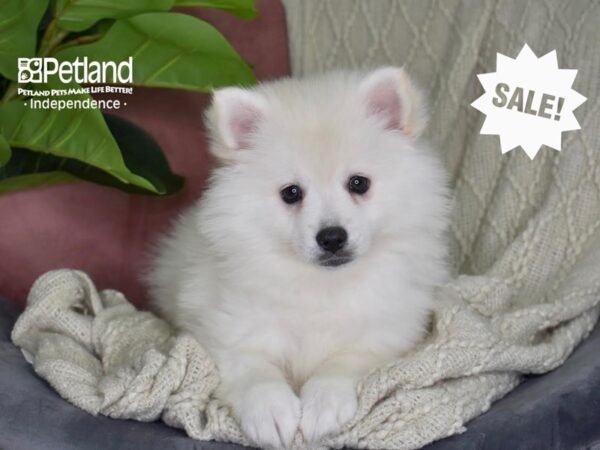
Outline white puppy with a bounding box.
[148,67,449,449]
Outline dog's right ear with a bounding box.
[205,87,267,163]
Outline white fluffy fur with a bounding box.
[148,67,449,449]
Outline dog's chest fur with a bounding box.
[177,253,432,387]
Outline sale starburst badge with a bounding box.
[471,44,586,159]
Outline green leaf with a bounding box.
[0,81,159,194]
[0,114,184,196]
[0,115,185,195]
[173,0,257,19]
[54,0,174,32]
[56,12,255,91]
[0,134,10,166]
[0,171,78,194]
[0,0,50,80]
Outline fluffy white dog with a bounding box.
[148,67,449,449]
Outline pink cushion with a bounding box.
[0,0,290,308]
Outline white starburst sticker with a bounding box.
[471,44,586,159]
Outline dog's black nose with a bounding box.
[316,226,348,253]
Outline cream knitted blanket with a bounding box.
[11,0,600,449]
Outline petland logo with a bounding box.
[18,57,133,84]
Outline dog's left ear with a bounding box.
[359,67,427,139]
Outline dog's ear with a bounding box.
[359,67,427,138]
[206,87,266,162]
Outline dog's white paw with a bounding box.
[300,376,358,443]
[235,381,301,449]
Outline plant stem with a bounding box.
[53,34,101,53]
[38,19,68,57]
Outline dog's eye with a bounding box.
[348,175,370,195]
[280,184,303,204]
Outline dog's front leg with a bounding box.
[218,353,301,449]
[300,352,380,443]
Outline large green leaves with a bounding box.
[0,81,160,193]
[54,0,258,32]
[0,114,183,195]
[0,0,50,80]
[54,0,174,32]
[174,0,257,19]
[56,12,255,91]
[0,1,255,196]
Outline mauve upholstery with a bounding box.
[0,0,290,308]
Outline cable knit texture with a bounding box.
[11,1,600,449]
